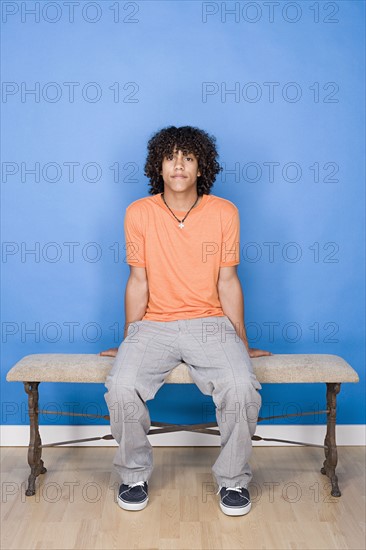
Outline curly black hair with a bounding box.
[144,125,223,195]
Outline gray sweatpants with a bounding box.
[104,315,262,488]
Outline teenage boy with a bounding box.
[102,125,272,516]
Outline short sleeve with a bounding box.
[124,206,146,267]
[220,209,240,266]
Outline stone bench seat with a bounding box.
[6,352,359,384]
[6,352,359,499]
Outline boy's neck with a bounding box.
[162,188,201,212]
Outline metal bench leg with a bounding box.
[24,382,47,496]
[321,382,341,497]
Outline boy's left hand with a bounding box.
[248,347,273,357]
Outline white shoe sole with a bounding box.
[117,496,149,511]
[219,500,251,516]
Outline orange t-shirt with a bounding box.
[124,192,240,321]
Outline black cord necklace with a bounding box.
[161,193,199,229]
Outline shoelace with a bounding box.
[128,481,146,489]
[216,485,243,495]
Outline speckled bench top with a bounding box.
[6,354,359,384]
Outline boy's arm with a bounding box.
[124,266,149,338]
[217,266,272,358]
[100,266,148,356]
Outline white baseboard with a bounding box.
[1,424,365,447]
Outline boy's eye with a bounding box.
[165,153,194,161]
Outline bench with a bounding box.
[6,353,359,498]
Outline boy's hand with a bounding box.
[99,347,119,357]
[248,347,273,358]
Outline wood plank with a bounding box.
[0,446,364,550]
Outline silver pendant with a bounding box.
[178,222,184,229]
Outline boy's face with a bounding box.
[160,148,201,194]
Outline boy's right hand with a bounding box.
[99,347,119,357]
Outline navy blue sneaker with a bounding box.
[118,481,148,511]
[217,485,251,516]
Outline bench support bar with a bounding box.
[321,382,341,497]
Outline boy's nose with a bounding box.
[174,155,184,168]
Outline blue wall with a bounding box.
[1,0,365,427]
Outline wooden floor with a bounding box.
[1,446,365,550]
